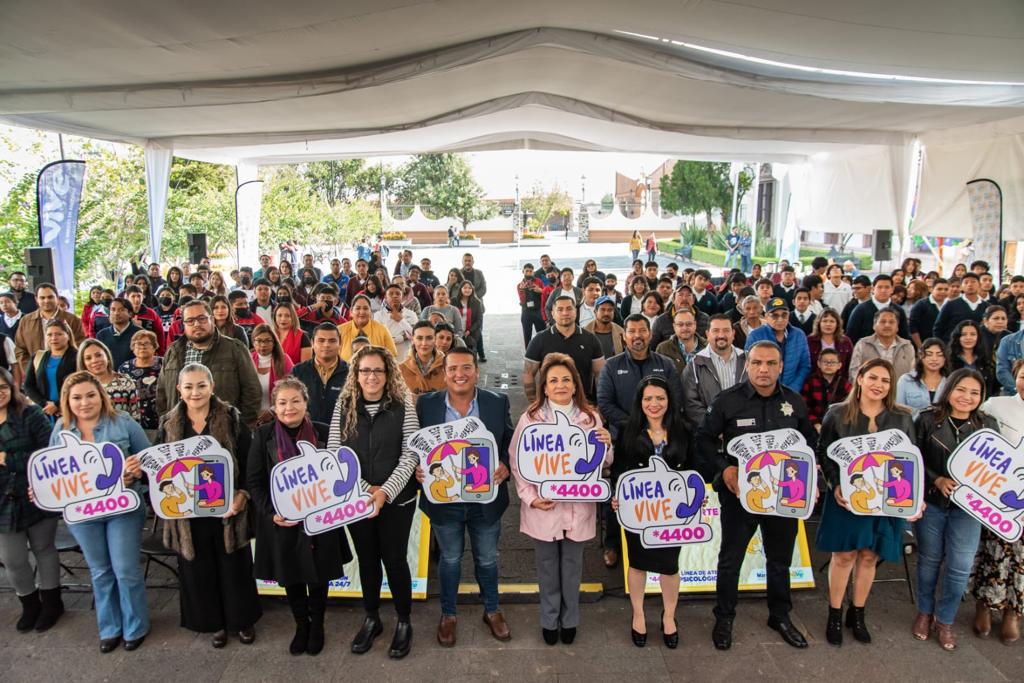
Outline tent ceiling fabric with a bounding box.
[1,3,1022,165]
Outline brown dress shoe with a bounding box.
[1001,610,1020,645]
[483,611,512,641]
[935,621,956,651]
[974,600,991,638]
[603,549,619,568]
[437,616,457,647]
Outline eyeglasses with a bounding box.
[819,359,842,366]
[357,368,387,377]
[183,316,210,325]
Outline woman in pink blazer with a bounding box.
[510,352,613,647]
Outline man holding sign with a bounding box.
[696,341,818,650]
[415,347,514,647]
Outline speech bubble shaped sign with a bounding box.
[615,456,712,548]
[409,417,499,504]
[137,436,236,520]
[826,428,924,519]
[270,441,374,535]
[515,412,610,502]
[727,428,817,520]
[28,431,141,524]
[948,428,1024,542]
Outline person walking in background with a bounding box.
[739,229,753,275]
[645,233,658,262]
[629,231,642,262]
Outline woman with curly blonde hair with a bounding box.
[327,346,420,659]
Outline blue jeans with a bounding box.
[69,505,149,640]
[914,504,982,625]
[431,508,501,616]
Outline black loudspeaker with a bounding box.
[24,247,55,288]
[187,233,208,263]
[873,229,893,262]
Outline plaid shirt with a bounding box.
[801,370,851,426]
[183,341,205,367]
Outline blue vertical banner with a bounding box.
[36,160,86,300]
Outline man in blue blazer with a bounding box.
[415,347,515,648]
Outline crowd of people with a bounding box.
[1,242,1023,661]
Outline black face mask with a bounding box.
[234,307,249,319]
[278,296,291,305]
[303,276,315,285]
[159,297,173,307]
[101,298,114,307]
[241,276,252,285]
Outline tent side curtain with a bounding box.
[912,132,1024,241]
[143,147,172,262]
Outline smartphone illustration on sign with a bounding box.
[459,440,493,502]
[880,457,916,517]
[773,457,811,518]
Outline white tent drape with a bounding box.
[235,163,263,270]
[143,147,172,262]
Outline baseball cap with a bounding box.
[765,297,789,313]
[594,295,616,309]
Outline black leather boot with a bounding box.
[16,591,40,632]
[826,606,843,646]
[846,605,871,643]
[287,600,309,655]
[351,614,384,654]
[35,588,65,632]
[388,620,412,659]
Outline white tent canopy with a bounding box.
[1,1,1022,249]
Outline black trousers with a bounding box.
[714,488,797,622]
[347,500,416,620]
[285,582,328,623]
[178,518,262,632]
[520,309,545,346]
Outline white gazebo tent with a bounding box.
[2,1,1022,267]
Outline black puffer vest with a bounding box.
[341,397,416,504]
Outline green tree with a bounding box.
[733,167,754,222]
[303,160,396,207]
[659,161,732,228]
[398,154,495,228]
[522,182,572,230]
[0,172,38,282]
[600,193,614,212]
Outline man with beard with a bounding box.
[7,272,37,314]
[584,296,624,359]
[96,298,142,369]
[156,299,261,425]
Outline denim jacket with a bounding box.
[895,372,947,418]
[49,412,151,459]
[996,330,1024,396]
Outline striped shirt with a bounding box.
[327,395,420,504]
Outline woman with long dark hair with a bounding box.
[361,275,385,314]
[620,277,649,320]
[327,346,419,659]
[247,377,352,656]
[272,303,312,365]
[165,266,184,296]
[455,280,484,357]
[210,295,249,347]
[817,359,916,646]
[250,323,293,426]
[949,320,997,398]
[912,368,996,650]
[610,375,689,648]
[77,339,140,422]
[640,291,663,329]
[510,353,613,645]
[156,363,260,647]
[896,338,950,416]
[23,319,77,424]
[807,308,854,379]
[0,368,62,633]
[445,268,464,301]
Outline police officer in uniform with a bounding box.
[695,340,818,651]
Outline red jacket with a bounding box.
[801,370,851,427]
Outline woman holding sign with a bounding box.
[510,353,613,646]
[817,358,916,647]
[0,368,64,633]
[912,368,995,650]
[247,377,352,657]
[328,345,420,659]
[155,363,260,648]
[611,375,688,648]
[48,372,150,653]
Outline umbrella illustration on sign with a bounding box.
[847,451,894,475]
[155,456,206,482]
[745,450,791,472]
[426,440,472,465]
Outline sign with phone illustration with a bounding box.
[28,431,142,523]
[270,442,375,535]
[948,428,1024,541]
[409,417,498,504]
[514,413,610,501]
[727,428,816,519]
[615,456,711,548]
[826,428,923,518]
[137,435,235,519]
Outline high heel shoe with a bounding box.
[631,615,647,647]
[660,611,679,649]
[826,606,843,646]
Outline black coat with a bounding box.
[915,407,999,508]
[246,420,353,585]
[611,422,690,481]
[23,349,77,408]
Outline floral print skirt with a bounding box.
[972,529,1024,616]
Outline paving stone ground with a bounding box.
[2,241,1019,681]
